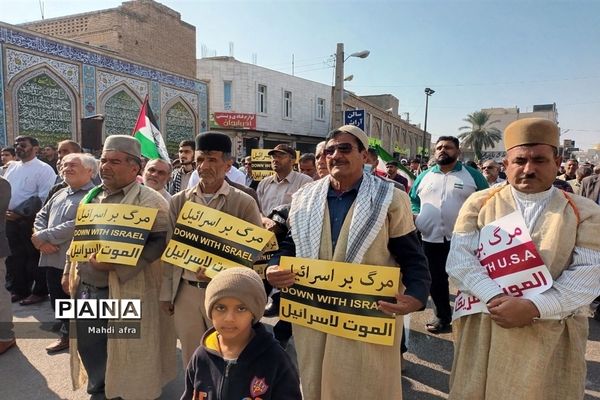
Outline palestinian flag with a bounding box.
[372,144,416,189]
[131,95,170,162]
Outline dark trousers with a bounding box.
[75,283,109,397]
[422,240,452,323]
[46,267,69,338]
[273,320,292,345]
[5,219,47,297]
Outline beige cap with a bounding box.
[103,135,141,159]
[503,118,559,151]
[334,125,369,150]
[205,267,267,324]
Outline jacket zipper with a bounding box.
[219,361,234,400]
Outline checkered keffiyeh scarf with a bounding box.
[289,173,394,263]
[169,167,184,194]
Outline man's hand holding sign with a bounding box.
[267,264,421,318]
[452,210,553,327]
[269,257,401,345]
[68,203,158,266]
[487,294,540,328]
[161,201,275,278]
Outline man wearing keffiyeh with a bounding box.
[168,140,196,195]
[266,125,431,400]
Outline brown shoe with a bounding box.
[0,339,16,355]
[19,294,47,306]
[46,337,69,354]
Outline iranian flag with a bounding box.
[131,95,170,161]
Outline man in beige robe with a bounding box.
[447,118,600,400]
[160,132,262,367]
[266,125,431,400]
[63,135,176,400]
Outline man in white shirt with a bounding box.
[256,143,313,318]
[256,144,313,222]
[186,163,247,188]
[446,118,600,400]
[409,136,488,333]
[4,135,56,304]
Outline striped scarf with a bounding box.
[289,172,394,263]
[169,167,185,194]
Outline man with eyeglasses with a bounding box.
[314,141,329,179]
[242,155,260,190]
[266,125,431,400]
[481,160,505,186]
[143,158,173,201]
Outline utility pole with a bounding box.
[333,43,344,129]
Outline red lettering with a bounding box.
[480,241,544,279]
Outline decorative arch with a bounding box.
[99,84,142,138]
[162,96,197,157]
[8,65,78,147]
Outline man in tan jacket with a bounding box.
[447,118,600,400]
[160,132,262,366]
[266,125,431,400]
[64,135,176,400]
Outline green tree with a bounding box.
[458,111,502,161]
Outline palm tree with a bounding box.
[458,111,502,161]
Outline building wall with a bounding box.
[197,57,332,157]
[0,22,207,156]
[21,0,196,78]
[343,92,430,158]
[471,105,559,160]
[359,94,399,115]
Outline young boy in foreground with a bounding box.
[181,267,301,400]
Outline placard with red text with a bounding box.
[453,210,553,320]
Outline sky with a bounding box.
[2,0,600,150]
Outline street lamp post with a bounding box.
[422,87,435,159]
[333,43,370,129]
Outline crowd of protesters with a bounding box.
[0,118,599,400]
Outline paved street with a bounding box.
[1,297,599,399]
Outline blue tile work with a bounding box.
[151,81,160,124]
[82,64,96,117]
[0,44,6,147]
[196,81,208,132]
[0,26,196,92]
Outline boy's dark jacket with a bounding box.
[181,322,301,400]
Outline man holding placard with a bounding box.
[64,135,175,400]
[446,118,600,400]
[266,125,431,400]
[160,132,263,366]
